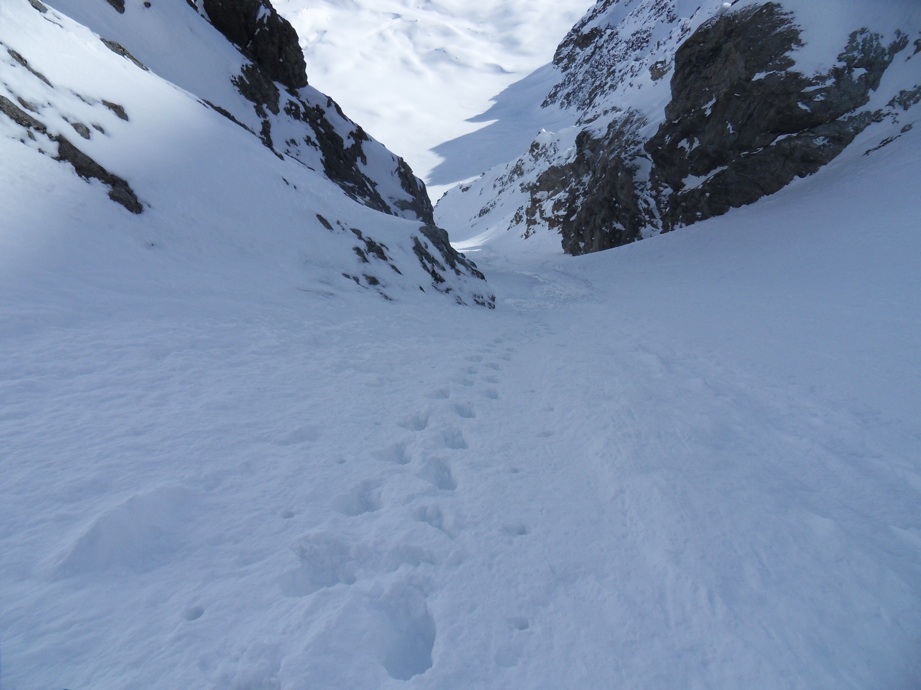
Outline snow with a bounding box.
[783,0,921,76]
[272,0,594,199]
[4,118,921,686]
[2,0,921,688]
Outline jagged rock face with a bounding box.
[192,0,489,303]
[452,0,918,257]
[43,0,437,226]
[202,0,307,90]
[1,0,492,307]
[30,0,435,226]
[529,113,652,254]
[280,95,435,221]
[197,0,435,224]
[645,3,907,231]
[544,0,685,120]
[439,0,919,257]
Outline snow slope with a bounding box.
[49,0,435,223]
[0,0,493,308]
[2,0,921,688]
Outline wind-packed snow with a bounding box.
[2,0,921,688]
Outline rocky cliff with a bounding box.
[437,0,921,256]
[199,0,435,223]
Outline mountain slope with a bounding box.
[53,0,434,222]
[0,0,494,308]
[437,0,921,253]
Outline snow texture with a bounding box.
[1,0,920,688]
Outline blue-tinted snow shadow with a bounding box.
[428,63,576,187]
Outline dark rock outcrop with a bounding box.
[534,112,652,255]
[0,94,46,132]
[413,224,494,308]
[55,135,143,214]
[283,97,400,213]
[646,3,906,231]
[101,38,149,71]
[7,47,52,86]
[394,158,436,222]
[202,0,307,90]
[201,0,437,225]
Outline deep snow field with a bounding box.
[3,108,921,690]
[1,0,921,688]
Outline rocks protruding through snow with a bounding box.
[442,0,920,257]
[54,135,144,213]
[100,38,148,71]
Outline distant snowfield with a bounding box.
[273,0,594,198]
